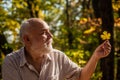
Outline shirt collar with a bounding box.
[20,47,27,67]
[45,54,52,61]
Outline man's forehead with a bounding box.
[27,18,50,30]
[30,26,49,33]
[42,22,49,29]
[37,24,50,32]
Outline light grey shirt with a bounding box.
[2,47,81,80]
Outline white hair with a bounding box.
[20,21,30,43]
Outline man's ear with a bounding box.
[23,35,31,45]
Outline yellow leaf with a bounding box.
[16,3,23,8]
[100,31,111,40]
[82,18,87,22]
[79,18,88,24]
[84,27,95,34]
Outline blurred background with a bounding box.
[0,0,120,80]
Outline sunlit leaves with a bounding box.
[79,18,88,24]
[84,26,96,34]
[38,10,44,19]
[0,7,8,16]
[66,50,86,66]
[4,19,20,31]
[114,18,120,27]
[13,1,28,9]
[112,1,120,12]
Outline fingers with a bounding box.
[104,47,111,54]
[105,40,111,49]
[102,40,111,55]
[106,40,111,47]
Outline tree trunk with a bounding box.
[26,0,39,18]
[0,33,13,79]
[92,0,114,80]
[116,8,120,80]
[0,33,13,55]
[66,0,74,49]
[117,50,120,80]
[100,0,114,80]
[92,0,100,18]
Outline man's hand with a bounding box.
[93,40,111,60]
[79,40,111,80]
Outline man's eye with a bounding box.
[40,31,46,35]
[39,32,44,35]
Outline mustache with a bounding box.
[45,39,53,44]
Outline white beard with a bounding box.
[30,40,53,57]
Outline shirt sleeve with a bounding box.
[2,55,22,80]
[61,53,82,80]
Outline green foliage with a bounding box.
[91,71,102,80]
[65,50,86,67]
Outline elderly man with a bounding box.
[2,18,111,80]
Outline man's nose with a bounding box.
[47,31,53,39]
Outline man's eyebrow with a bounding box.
[39,29,48,33]
[41,28,49,31]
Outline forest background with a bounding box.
[0,0,120,80]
